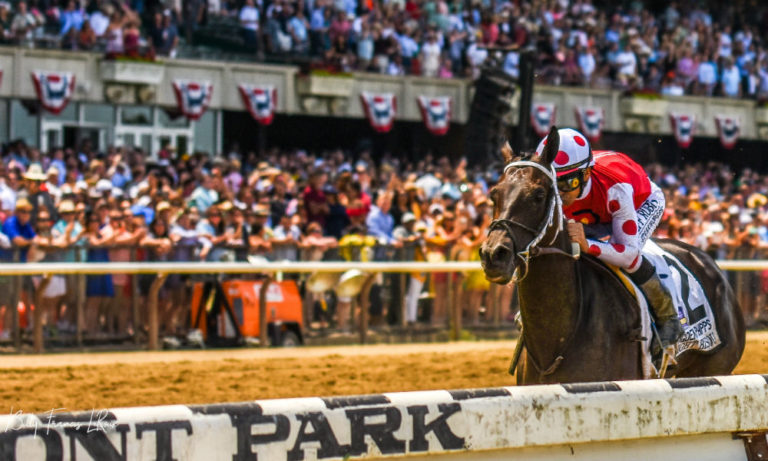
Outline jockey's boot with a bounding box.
[640,273,684,348]
[629,258,684,348]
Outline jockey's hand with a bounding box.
[567,220,589,253]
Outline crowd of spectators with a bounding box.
[4,1,768,100]
[2,139,768,340]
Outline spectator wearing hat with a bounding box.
[29,209,68,335]
[301,220,337,261]
[22,164,57,227]
[323,184,349,239]
[51,200,84,332]
[44,166,61,202]
[248,204,273,258]
[225,204,252,261]
[302,170,329,227]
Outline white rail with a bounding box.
[0,259,764,275]
[1,374,766,460]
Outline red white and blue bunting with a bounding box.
[669,113,695,149]
[574,106,605,143]
[360,92,396,133]
[239,84,277,125]
[416,95,452,136]
[171,80,213,121]
[714,115,740,150]
[531,103,557,138]
[31,71,75,115]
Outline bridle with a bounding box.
[487,160,564,282]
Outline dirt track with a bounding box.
[3,332,768,413]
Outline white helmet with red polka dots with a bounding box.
[534,127,594,177]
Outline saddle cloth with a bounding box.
[610,240,721,378]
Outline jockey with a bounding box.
[535,128,684,348]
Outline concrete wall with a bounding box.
[1,47,768,141]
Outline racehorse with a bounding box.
[479,127,746,384]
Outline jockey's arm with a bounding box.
[585,183,642,271]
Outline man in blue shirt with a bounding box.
[3,197,35,262]
[366,190,394,244]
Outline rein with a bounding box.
[492,160,582,379]
[489,160,564,282]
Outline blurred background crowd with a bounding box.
[3,138,768,341]
[3,0,768,98]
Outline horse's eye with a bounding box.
[533,188,546,202]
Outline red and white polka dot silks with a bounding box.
[535,128,595,176]
[562,151,659,272]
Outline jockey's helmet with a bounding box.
[535,128,594,193]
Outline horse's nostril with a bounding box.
[492,246,511,264]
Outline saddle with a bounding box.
[583,240,722,377]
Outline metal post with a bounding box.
[449,272,460,340]
[33,275,52,353]
[131,247,140,344]
[258,275,272,347]
[398,247,407,328]
[514,50,536,154]
[75,248,84,348]
[12,275,21,351]
[148,274,168,351]
[359,274,377,344]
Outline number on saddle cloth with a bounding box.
[641,241,721,356]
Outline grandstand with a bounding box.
[0,0,768,349]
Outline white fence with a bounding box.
[3,259,767,276]
[5,259,767,353]
[1,374,767,460]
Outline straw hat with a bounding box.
[15,197,33,211]
[58,200,75,213]
[23,164,47,181]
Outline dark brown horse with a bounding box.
[479,127,746,384]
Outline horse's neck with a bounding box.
[518,233,580,365]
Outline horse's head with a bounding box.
[480,127,562,284]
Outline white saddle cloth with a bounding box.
[628,240,721,378]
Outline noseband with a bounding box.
[488,160,563,282]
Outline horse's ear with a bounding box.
[539,126,560,166]
[500,141,516,164]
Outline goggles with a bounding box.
[557,170,585,193]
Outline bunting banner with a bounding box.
[669,113,695,149]
[574,106,605,143]
[714,115,740,150]
[531,103,557,138]
[172,80,213,121]
[360,92,397,133]
[31,71,76,115]
[416,95,452,136]
[239,84,277,125]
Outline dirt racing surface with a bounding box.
[3,332,768,413]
